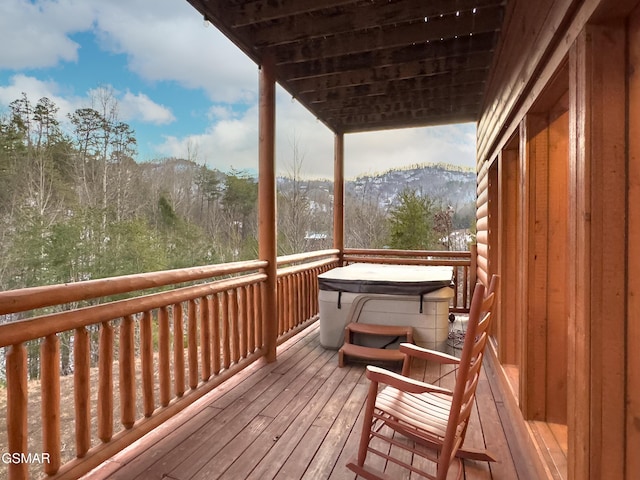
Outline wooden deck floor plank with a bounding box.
[135,355,307,479]
[275,424,331,480]
[529,422,566,480]
[172,346,336,479]
[548,422,568,455]
[208,325,322,409]
[383,431,418,480]
[409,440,438,479]
[190,414,274,480]
[260,348,337,418]
[459,381,492,480]
[87,404,223,480]
[271,327,327,376]
[473,373,517,479]
[312,367,366,429]
[243,366,364,480]
[483,354,539,479]
[136,371,281,478]
[300,382,370,479]
[327,406,365,480]
[217,359,350,480]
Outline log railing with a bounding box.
[0,247,476,480]
[343,248,475,313]
[0,251,339,480]
[276,250,341,341]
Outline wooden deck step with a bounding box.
[344,322,414,338]
[338,342,405,366]
[338,323,414,367]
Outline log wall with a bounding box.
[476,0,639,478]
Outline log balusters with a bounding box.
[6,344,28,480]
[158,307,171,407]
[140,311,155,417]
[187,299,198,390]
[41,335,61,475]
[173,302,185,398]
[0,254,343,480]
[200,296,212,382]
[98,322,114,442]
[228,290,240,364]
[74,327,91,457]
[220,292,230,370]
[211,294,221,375]
[119,315,136,430]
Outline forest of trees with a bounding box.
[0,91,467,295]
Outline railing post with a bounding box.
[333,132,345,265]
[259,57,278,362]
[470,243,478,291]
[6,344,28,480]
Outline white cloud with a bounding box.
[0,0,257,104]
[0,0,95,69]
[91,0,257,104]
[207,105,237,121]
[120,91,175,125]
[0,76,174,136]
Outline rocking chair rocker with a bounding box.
[347,276,499,480]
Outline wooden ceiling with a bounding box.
[186,0,506,134]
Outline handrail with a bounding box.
[276,249,340,266]
[0,259,267,316]
[276,257,338,277]
[0,273,267,348]
[344,248,470,258]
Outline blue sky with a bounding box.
[0,0,477,179]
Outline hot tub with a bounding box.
[318,263,454,351]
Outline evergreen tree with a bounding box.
[387,188,439,250]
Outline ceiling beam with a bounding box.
[264,8,503,63]
[287,51,494,92]
[336,108,479,133]
[300,70,488,103]
[278,32,497,79]
[241,0,505,48]
[317,92,482,118]
[228,0,359,27]
[309,83,487,110]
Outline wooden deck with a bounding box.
[85,322,531,480]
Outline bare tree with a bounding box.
[344,176,389,248]
[278,135,313,253]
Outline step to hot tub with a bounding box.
[338,323,414,367]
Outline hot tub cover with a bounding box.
[318,263,453,296]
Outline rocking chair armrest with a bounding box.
[365,366,453,395]
[399,343,460,365]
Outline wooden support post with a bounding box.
[628,6,640,479]
[333,132,345,265]
[259,58,278,363]
[568,24,626,480]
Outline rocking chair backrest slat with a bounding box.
[438,283,495,478]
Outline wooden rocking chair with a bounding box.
[347,277,499,480]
